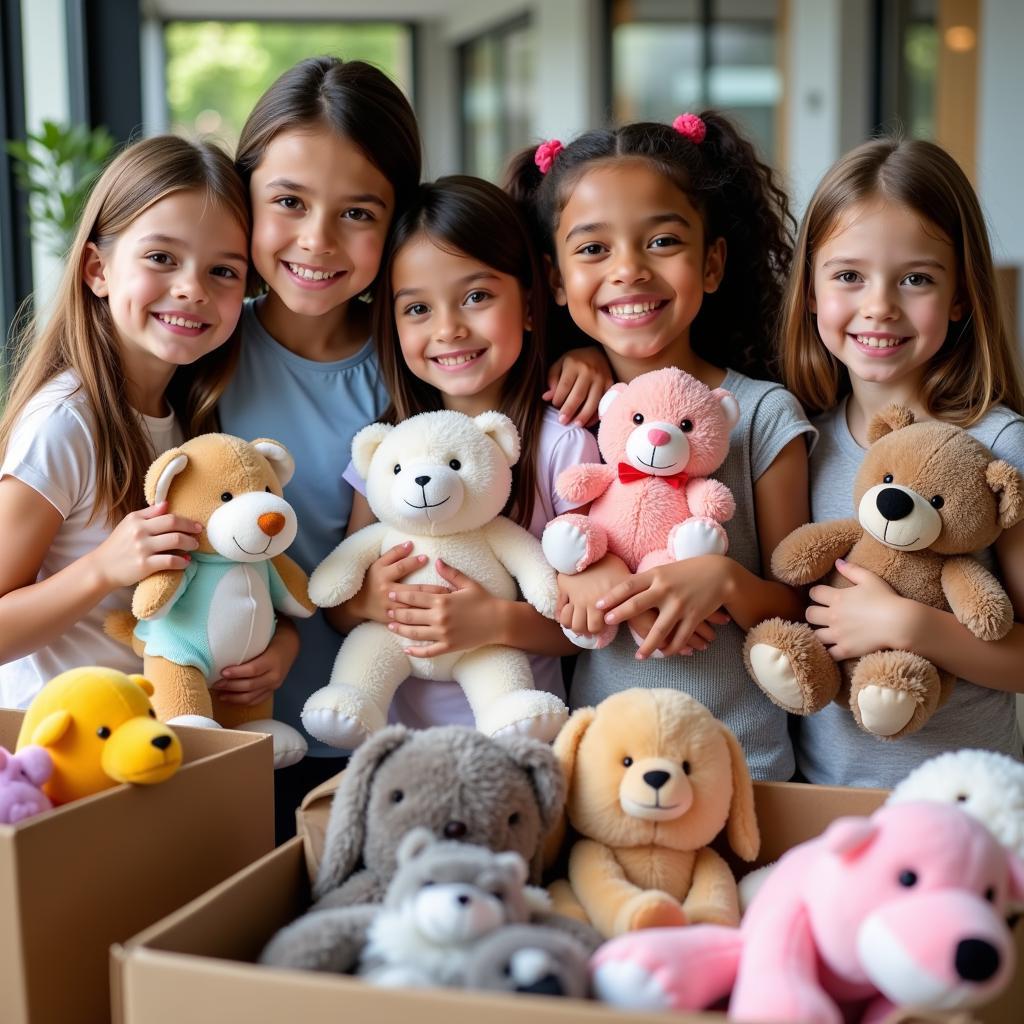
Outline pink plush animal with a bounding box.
[0,744,53,824]
[541,367,738,648]
[591,801,1023,1024]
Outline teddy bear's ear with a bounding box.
[986,459,1024,530]
[30,710,72,750]
[313,725,411,901]
[821,816,879,859]
[712,388,740,429]
[866,404,916,444]
[351,422,394,480]
[494,850,529,887]
[251,439,295,488]
[396,827,436,865]
[721,724,760,862]
[128,674,155,697]
[598,383,628,420]
[474,411,521,468]
[145,449,188,505]
[498,734,566,834]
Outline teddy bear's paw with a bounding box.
[302,687,387,749]
[480,690,568,743]
[167,714,223,730]
[236,719,308,769]
[542,519,595,575]
[624,891,687,933]
[669,517,729,561]
[562,624,616,650]
[856,685,918,737]
[746,643,808,713]
[592,956,677,1010]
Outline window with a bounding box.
[164,20,413,153]
[610,0,782,162]
[459,16,534,182]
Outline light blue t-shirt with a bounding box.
[218,299,388,756]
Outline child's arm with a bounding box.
[598,437,811,659]
[805,521,1024,693]
[0,481,200,663]
[544,346,614,427]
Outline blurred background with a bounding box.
[1,0,1021,356]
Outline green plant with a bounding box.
[6,120,115,259]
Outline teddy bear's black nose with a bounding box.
[151,734,172,751]
[415,475,431,486]
[955,938,1000,982]
[643,770,671,790]
[876,487,914,521]
[443,820,467,839]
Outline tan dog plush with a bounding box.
[106,434,316,768]
[744,405,1024,740]
[546,688,759,939]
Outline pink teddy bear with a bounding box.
[592,801,1024,1024]
[0,744,53,824]
[541,367,738,649]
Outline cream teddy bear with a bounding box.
[306,410,567,750]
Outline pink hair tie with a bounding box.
[673,113,706,144]
[534,139,564,175]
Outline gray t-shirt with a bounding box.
[218,299,388,757]
[570,370,817,781]
[795,398,1024,787]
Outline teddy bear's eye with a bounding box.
[148,709,156,719]
[393,464,401,475]
[96,726,111,740]
[632,413,644,425]
[622,756,633,767]
[421,879,434,887]
[984,886,996,902]
[680,419,693,432]
[449,459,461,471]
[265,486,271,493]
[490,889,505,901]
[883,474,893,484]
[682,760,691,774]
[898,869,917,887]
[220,491,233,501]
[390,789,404,803]
[930,495,944,509]
[508,811,520,826]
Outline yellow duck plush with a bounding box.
[15,667,182,805]
[546,688,759,939]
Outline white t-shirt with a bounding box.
[0,371,183,708]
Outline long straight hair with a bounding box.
[374,177,547,528]
[0,135,250,524]
[779,137,1024,423]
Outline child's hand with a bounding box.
[92,501,202,590]
[557,553,632,636]
[386,560,499,657]
[213,618,300,706]
[344,542,447,624]
[804,558,913,661]
[543,346,614,427]
[597,555,734,659]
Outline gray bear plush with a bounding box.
[312,724,565,909]
[358,828,534,988]
[464,924,591,999]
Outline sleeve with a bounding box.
[341,459,367,496]
[749,385,818,482]
[988,416,1024,472]
[0,399,95,518]
[547,425,602,515]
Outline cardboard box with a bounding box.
[112,779,1023,1024]
[0,708,273,1024]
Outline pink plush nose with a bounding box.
[647,428,670,446]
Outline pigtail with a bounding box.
[690,111,795,382]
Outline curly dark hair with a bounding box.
[505,111,794,381]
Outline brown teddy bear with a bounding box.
[106,433,316,767]
[744,405,1024,740]
[546,688,759,939]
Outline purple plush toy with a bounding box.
[0,745,53,824]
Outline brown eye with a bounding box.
[930,495,944,509]
[680,419,693,432]
[449,459,461,470]
[632,413,644,425]
[508,811,520,826]
[883,474,893,484]
[390,789,404,803]
[682,760,691,774]
[622,756,633,767]
[96,726,111,739]
[221,492,233,501]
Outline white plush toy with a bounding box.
[306,410,568,749]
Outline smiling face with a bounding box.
[83,189,247,379]
[810,199,963,396]
[551,159,724,378]
[391,234,527,414]
[249,126,394,320]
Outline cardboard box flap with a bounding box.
[296,769,345,880]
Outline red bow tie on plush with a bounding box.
[617,463,689,489]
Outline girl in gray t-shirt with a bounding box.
[775,137,1024,787]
